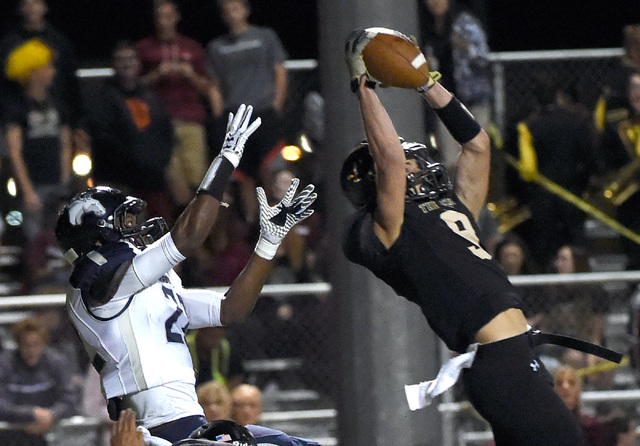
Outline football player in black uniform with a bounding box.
[341,29,593,445]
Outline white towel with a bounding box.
[139,426,173,446]
[404,343,479,410]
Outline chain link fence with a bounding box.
[490,48,624,134]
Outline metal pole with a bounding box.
[492,61,505,137]
[317,1,442,444]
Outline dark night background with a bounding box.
[1,0,640,65]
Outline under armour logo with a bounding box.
[530,360,540,372]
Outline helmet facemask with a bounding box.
[112,197,169,250]
[402,141,452,201]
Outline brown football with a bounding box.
[362,32,430,89]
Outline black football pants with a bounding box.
[462,331,583,445]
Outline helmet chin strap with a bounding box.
[100,226,121,244]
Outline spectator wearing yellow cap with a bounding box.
[3,37,72,244]
[5,38,54,85]
[0,0,82,128]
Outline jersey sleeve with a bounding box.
[116,233,186,298]
[178,287,224,328]
[342,210,388,268]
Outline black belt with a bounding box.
[529,329,623,364]
[107,396,126,421]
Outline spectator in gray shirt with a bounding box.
[0,317,76,446]
[206,0,288,223]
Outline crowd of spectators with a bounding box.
[0,1,636,300]
[0,0,321,297]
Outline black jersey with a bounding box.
[343,193,522,353]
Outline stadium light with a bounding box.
[6,178,16,197]
[281,145,303,162]
[73,153,92,176]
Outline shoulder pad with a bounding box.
[69,242,136,304]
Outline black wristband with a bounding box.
[350,78,377,92]
[197,156,234,201]
[434,97,482,144]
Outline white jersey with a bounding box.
[66,233,225,427]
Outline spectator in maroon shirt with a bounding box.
[136,0,212,211]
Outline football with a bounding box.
[361,29,430,89]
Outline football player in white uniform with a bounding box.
[55,104,317,443]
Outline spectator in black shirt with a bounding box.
[0,0,82,128]
[4,38,72,241]
[512,74,599,268]
[83,41,175,223]
[595,72,640,270]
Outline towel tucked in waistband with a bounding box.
[404,329,623,411]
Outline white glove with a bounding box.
[219,104,262,168]
[254,178,317,260]
[344,28,381,92]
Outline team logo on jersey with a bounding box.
[68,197,107,226]
[418,200,440,213]
[529,360,540,372]
[438,198,455,208]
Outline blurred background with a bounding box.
[1,1,640,445]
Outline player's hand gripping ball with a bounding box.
[345,27,433,90]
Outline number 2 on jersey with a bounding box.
[165,308,187,344]
[440,210,492,259]
[162,285,189,344]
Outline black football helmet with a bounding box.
[340,138,452,208]
[340,141,377,209]
[55,186,169,264]
[401,140,452,201]
[178,420,257,446]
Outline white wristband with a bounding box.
[254,236,280,260]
